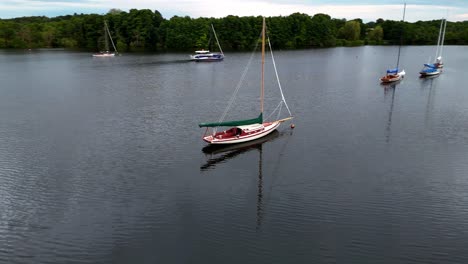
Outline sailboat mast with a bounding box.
[105,20,118,54]
[435,19,443,58]
[103,22,109,51]
[439,18,447,58]
[211,24,223,55]
[261,17,265,114]
[396,3,406,70]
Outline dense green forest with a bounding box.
[1,9,467,51]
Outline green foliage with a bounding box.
[309,14,336,47]
[341,20,361,41]
[368,25,384,44]
[0,11,467,51]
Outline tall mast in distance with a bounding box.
[396,3,406,71]
[261,17,265,114]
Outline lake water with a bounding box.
[1,46,468,263]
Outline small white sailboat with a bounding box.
[420,18,447,77]
[93,21,118,57]
[380,3,406,84]
[199,17,293,145]
[190,24,224,62]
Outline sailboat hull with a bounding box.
[419,70,441,77]
[380,70,405,83]
[92,53,115,57]
[190,54,224,62]
[203,121,280,145]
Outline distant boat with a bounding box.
[198,17,293,145]
[93,21,118,57]
[380,3,406,84]
[190,24,224,62]
[420,18,447,77]
[419,63,441,77]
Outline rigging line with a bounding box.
[211,24,224,55]
[216,33,261,125]
[277,103,283,120]
[265,101,283,121]
[267,36,292,117]
[105,21,117,53]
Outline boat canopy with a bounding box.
[424,63,437,69]
[386,68,399,74]
[195,50,210,54]
[199,113,263,128]
[421,67,438,73]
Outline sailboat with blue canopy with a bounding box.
[420,18,446,77]
[380,3,406,84]
[420,63,440,76]
[386,68,400,74]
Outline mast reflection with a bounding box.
[381,80,400,143]
[200,130,281,228]
[421,75,437,131]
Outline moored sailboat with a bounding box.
[93,21,118,57]
[380,3,406,84]
[420,18,447,77]
[190,24,224,62]
[419,63,440,77]
[199,17,293,145]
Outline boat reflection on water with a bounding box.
[201,130,282,228]
[201,130,280,170]
[420,74,437,130]
[381,79,400,92]
[381,80,400,143]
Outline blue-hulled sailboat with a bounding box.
[420,18,447,77]
[190,24,224,62]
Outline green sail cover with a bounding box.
[199,113,263,128]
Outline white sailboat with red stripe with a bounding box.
[199,17,293,145]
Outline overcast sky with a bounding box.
[1,0,467,22]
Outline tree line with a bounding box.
[0,9,467,51]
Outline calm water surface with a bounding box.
[1,46,468,263]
